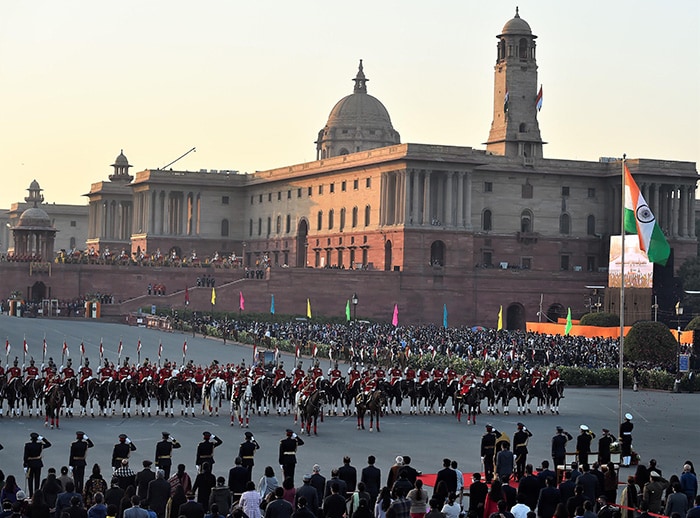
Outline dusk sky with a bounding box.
[1,1,698,209]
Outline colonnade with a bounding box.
[88,200,132,240]
[130,190,200,237]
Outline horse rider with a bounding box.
[236,359,248,379]
[418,367,430,387]
[250,361,266,385]
[25,357,40,382]
[194,365,206,390]
[459,370,476,396]
[138,359,155,383]
[60,358,76,382]
[530,366,543,388]
[446,366,458,385]
[299,372,317,406]
[509,366,521,385]
[347,363,361,390]
[98,358,115,382]
[158,361,173,386]
[274,361,287,388]
[431,366,444,383]
[118,358,134,382]
[360,370,377,404]
[79,358,92,386]
[496,367,509,385]
[375,366,386,384]
[388,365,403,387]
[481,367,494,387]
[42,357,57,378]
[43,366,61,394]
[547,366,560,387]
[310,360,324,385]
[7,358,22,384]
[404,365,416,384]
[179,360,195,382]
[328,362,342,388]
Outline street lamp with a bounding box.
[351,293,359,347]
[676,301,684,347]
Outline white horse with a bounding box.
[230,382,253,428]
[203,377,227,417]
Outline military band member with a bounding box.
[239,431,260,481]
[278,429,304,484]
[155,431,181,478]
[112,433,137,469]
[513,423,532,481]
[196,431,223,471]
[69,431,94,492]
[24,432,52,497]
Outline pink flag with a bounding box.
[24,339,28,355]
[391,304,399,327]
[239,291,245,311]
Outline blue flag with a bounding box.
[443,304,448,328]
[270,294,275,315]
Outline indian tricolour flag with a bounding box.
[623,164,670,265]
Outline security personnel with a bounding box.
[278,429,304,484]
[196,431,223,471]
[69,431,94,492]
[23,432,52,497]
[619,413,634,467]
[513,422,533,481]
[155,431,180,478]
[238,431,260,481]
[480,424,501,483]
[112,434,137,469]
[575,424,595,465]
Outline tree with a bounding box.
[624,321,678,366]
[579,312,620,327]
[677,257,700,315]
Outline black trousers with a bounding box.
[73,465,86,493]
[27,467,41,496]
[282,462,296,485]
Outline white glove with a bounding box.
[38,435,44,441]
[109,377,113,382]
[170,437,176,442]
[251,437,255,442]
[24,467,28,473]
[292,433,297,439]
[125,438,131,444]
[480,457,484,462]
[523,427,527,431]
[211,434,216,440]
[84,435,89,441]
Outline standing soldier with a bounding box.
[196,431,223,472]
[155,431,180,478]
[69,431,94,492]
[575,424,595,465]
[238,431,260,481]
[112,433,136,470]
[598,428,614,465]
[278,429,304,484]
[551,426,573,469]
[23,432,52,497]
[480,424,501,483]
[513,423,532,481]
[619,413,634,467]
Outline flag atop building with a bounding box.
[623,163,670,265]
[536,85,543,111]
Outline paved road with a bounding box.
[0,315,697,490]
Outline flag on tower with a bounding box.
[624,163,670,265]
[536,85,543,111]
[504,90,510,113]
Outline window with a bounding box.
[249,219,253,236]
[318,185,323,195]
[587,256,596,272]
[482,251,492,267]
[341,181,346,192]
[317,211,323,231]
[297,188,302,198]
[328,209,334,230]
[559,213,571,235]
[222,196,229,205]
[221,219,229,237]
[257,218,262,236]
[587,215,596,236]
[287,190,291,199]
[353,179,359,190]
[340,208,346,231]
[520,210,533,233]
[522,182,533,199]
[587,188,596,198]
[330,183,335,193]
[266,217,271,236]
[364,205,371,226]
[286,215,291,234]
[562,186,570,196]
[277,192,281,201]
[482,209,492,231]
[70,220,77,227]
[352,207,358,228]
[484,182,493,192]
[276,216,281,234]
[250,196,254,205]
[259,194,263,203]
[366,178,371,188]
[269,193,272,202]
[560,255,570,271]
[521,257,532,270]
[308,186,312,196]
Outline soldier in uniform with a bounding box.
[23,432,52,496]
[513,422,532,481]
[598,428,614,465]
[575,424,595,465]
[238,431,260,481]
[42,357,57,377]
[418,367,430,386]
[388,365,403,387]
[155,431,180,478]
[347,363,361,391]
[530,366,543,388]
[138,359,155,383]
[61,358,76,381]
[551,426,573,469]
[79,358,93,386]
[273,362,287,389]
[69,431,94,492]
[118,358,133,381]
[375,366,386,383]
[25,358,40,381]
[431,366,444,383]
[310,361,323,385]
[112,433,137,469]
[480,424,501,483]
[6,358,21,384]
[328,362,342,388]
[547,367,560,387]
[278,429,304,484]
[158,361,173,387]
[620,413,634,467]
[98,359,114,382]
[196,431,223,472]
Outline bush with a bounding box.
[624,321,678,366]
[579,312,620,327]
[685,315,700,331]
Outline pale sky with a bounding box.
[1,1,698,209]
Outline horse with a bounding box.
[44,385,64,429]
[5,377,24,417]
[269,377,292,416]
[432,379,452,415]
[528,379,549,415]
[119,378,137,417]
[382,379,405,415]
[457,384,484,425]
[0,376,6,416]
[320,378,346,416]
[135,378,156,416]
[96,379,120,417]
[157,378,179,417]
[78,379,99,417]
[355,390,387,432]
[343,379,361,416]
[511,376,530,415]
[299,389,326,436]
[23,378,45,417]
[547,379,564,414]
[417,380,433,414]
[203,378,227,417]
[230,382,253,428]
[177,379,198,417]
[61,377,78,417]
[251,375,272,416]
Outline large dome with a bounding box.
[500,7,533,36]
[315,60,400,160]
[17,207,52,229]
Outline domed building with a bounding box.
[9,180,57,260]
[315,60,400,159]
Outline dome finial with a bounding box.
[353,59,368,94]
[515,6,520,18]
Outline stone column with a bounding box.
[679,185,688,237]
[411,170,420,226]
[456,172,464,228]
[445,172,454,227]
[422,171,431,225]
[672,184,680,238]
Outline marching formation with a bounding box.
[0,353,566,434]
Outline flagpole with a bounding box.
[618,154,627,428]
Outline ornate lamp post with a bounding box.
[351,293,359,347]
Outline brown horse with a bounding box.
[44,385,64,429]
[355,390,387,432]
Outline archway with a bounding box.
[430,240,446,266]
[30,281,47,303]
[506,303,526,331]
[296,219,308,268]
[384,240,393,271]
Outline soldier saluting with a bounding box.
[112,434,136,470]
[239,431,260,481]
[278,428,304,484]
[69,431,94,492]
[155,432,180,478]
[24,432,52,497]
[196,431,223,472]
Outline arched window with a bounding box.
[221,219,229,237]
[364,205,371,226]
[518,37,528,59]
[519,123,527,132]
[266,217,271,236]
[483,209,492,231]
[286,214,291,234]
[430,240,446,267]
[339,148,350,155]
[69,237,76,249]
[340,208,346,231]
[317,211,323,231]
[520,209,533,233]
[559,213,570,235]
[587,215,596,236]
[328,209,334,230]
[352,207,358,228]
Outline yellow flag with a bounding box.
[307,298,312,319]
[497,305,503,331]
[211,287,216,305]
